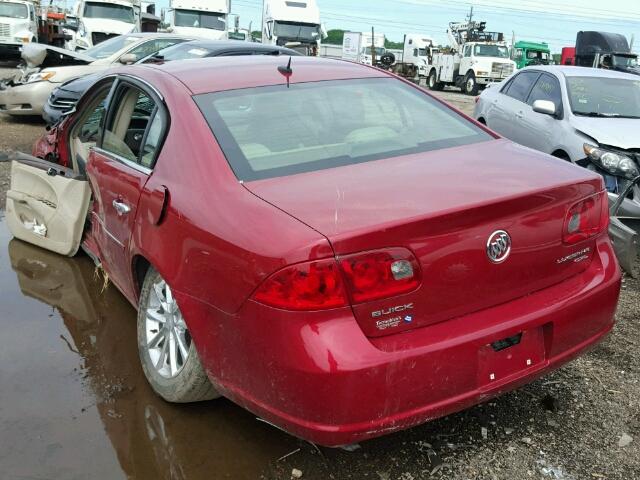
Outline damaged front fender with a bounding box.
[609,176,640,279]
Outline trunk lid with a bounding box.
[245,139,604,337]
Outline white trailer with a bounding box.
[391,34,435,80]
[341,31,385,66]
[425,21,516,95]
[0,0,39,58]
[74,0,142,50]
[262,0,324,56]
[165,0,229,40]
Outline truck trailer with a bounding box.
[341,31,387,66]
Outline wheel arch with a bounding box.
[132,254,152,299]
[551,149,571,161]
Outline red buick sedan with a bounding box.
[9,56,620,446]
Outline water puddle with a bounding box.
[0,213,298,479]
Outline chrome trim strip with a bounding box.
[119,73,164,102]
[92,147,152,176]
[91,211,125,248]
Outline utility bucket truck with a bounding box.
[74,0,141,51]
[262,0,324,56]
[426,21,515,95]
[391,34,436,81]
[165,0,229,40]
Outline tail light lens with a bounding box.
[563,192,609,245]
[339,248,421,304]
[253,259,347,310]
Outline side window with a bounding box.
[527,73,563,114]
[103,84,165,168]
[124,38,187,62]
[504,71,540,102]
[463,45,471,57]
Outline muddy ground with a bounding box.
[0,63,638,480]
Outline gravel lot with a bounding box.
[0,62,638,480]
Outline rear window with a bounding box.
[195,78,492,181]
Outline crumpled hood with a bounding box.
[571,116,640,150]
[81,17,136,36]
[21,43,94,68]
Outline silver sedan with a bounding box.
[474,66,640,206]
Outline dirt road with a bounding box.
[0,64,638,480]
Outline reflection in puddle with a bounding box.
[1,218,297,479]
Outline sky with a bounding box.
[73,0,640,53]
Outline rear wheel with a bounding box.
[464,72,479,96]
[137,268,220,403]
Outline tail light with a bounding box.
[563,191,609,245]
[339,248,421,304]
[253,259,347,310]
[252,248,422,311]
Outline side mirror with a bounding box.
[118,53,137,65]
[532,99,556,117]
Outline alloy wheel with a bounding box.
[144,279,191,379]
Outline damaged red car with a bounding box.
[8,56,620,446]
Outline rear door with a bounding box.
[487,71,540,139]
[85,77,167,291]
[6,155,90,257]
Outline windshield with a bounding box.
[474,44,510,58]
[65,16,79,28]
[84,2,135,23]
[0,2,28,18]
[361,47,385,56]
[84,34,139,59]
[526,50,551,60]
[273,21,320,42]
[612,55,638,68]
[567,76,640,118]
[195,78,491,181]
[174,9,226,31]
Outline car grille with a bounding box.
[48,93,78,112]
[491,62,514,78]
[0,23,10,38]
[91,32,119,45]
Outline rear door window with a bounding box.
[504,71,540,102]
[195,77,493,181]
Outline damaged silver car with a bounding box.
[0,33,192,117]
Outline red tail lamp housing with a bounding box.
[563,191,609,245]
[339,248,421,304]
[253,248,422,311]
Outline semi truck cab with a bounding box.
[512,40,551,69]
[0,0,38,59]
[74,0,141,51]
[262,0,323,55]
[165,0,229,40]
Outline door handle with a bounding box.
[112,200,131,215]
[515,111,524,119]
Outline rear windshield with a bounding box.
[195,78,491,181]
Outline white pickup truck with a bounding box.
[74,0,141,51]
[0,0,38,59]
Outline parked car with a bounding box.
[0,33,193,117]
[8,56,620,447]
[43,39,301,125]
[474,66,640,275]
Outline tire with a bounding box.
[464,72,479,96]
[428,70,444,91]
[137,267,220,403]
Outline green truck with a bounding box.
[512,40,552,69]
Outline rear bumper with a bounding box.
[177,234,620,446]
[0,80,56,116]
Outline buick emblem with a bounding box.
[486,230,511,264]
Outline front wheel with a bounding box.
[428,70,444,91]
[464,72,479,96]
[137,267,220,403]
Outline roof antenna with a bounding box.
[278,56,293,87]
